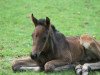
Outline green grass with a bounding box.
[0,0,100,75]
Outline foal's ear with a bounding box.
[46,17,50,27]
[31,14,38,26]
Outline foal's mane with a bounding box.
[49,26,73,62]
[48,24,70,57]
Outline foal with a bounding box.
[12,14,84,72]
[12,14,100,75]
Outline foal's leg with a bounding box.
[75,62,100,75]
[75,64,82,75]
[44,59,73,72]
[12,56,40,72]
[82,62,100,75]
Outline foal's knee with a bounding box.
[44,62,55,72]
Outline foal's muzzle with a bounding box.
[30,53,37,59]
[30,52,40,60]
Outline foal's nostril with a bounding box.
[30,53,38,59]
[35,34,38,38]
[33,54,37,58]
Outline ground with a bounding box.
[0,0,100,75]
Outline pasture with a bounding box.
[0,0,100,75]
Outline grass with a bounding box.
[0,0,100,75]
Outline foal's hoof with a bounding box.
[12,65,19,72]
[75,64,82,75]
[82,64,91,75]
[12,65,23,72]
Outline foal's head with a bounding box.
[31,14,52,59]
